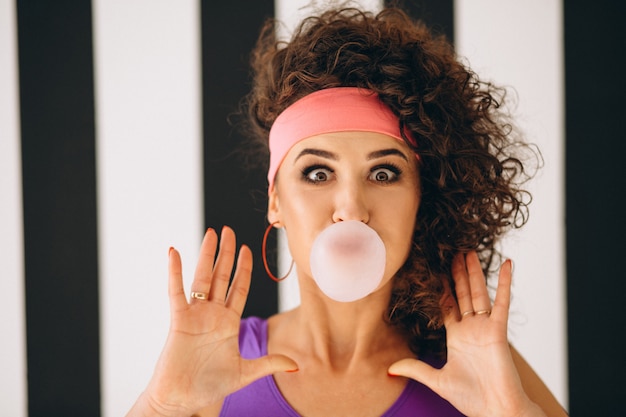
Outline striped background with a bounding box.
[1,0,623,415]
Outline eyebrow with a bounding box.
[294,148,338,162]
[294,147,409,163]
[367,148,409,161]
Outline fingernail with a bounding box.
[168,246,174,256]
[286,368,299,373]
[507,259,514,274]
[387,371,398,377]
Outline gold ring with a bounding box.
[475,309,491,316]
[462,310,475,317]
[190,291,208,300]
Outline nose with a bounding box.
[332,180,370,223]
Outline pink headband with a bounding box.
[267,87,415,191]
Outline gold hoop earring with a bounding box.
[262,222,294,282]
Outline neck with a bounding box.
[284,278,407,369]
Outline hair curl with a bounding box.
[243,6,539,359]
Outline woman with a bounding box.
[127,6,567,417]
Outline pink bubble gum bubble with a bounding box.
[309,221,386,302]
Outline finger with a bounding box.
[491,259,512,322]
[451,252,473,318]
[208,226,237,302]
[466,251,492,313]
[225,244,253,316]
[168,247,188,312]
[190,228,218,300]
[388,358,440,391]
[240,354,299,388]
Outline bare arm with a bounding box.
[511,345,568,416]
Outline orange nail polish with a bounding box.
[286,368,299,373]
[169,246,174,255]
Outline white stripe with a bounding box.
[455,0,567,408]
[0,0,27,415]
[274,0,382,42]
[93,1,203,415]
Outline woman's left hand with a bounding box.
[388,251,545,417]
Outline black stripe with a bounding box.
[385,0,455,43]
[200,1,278,317]
[17,1,100,415]
[565,1,625,414]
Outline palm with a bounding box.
[389,252,537,417]
[143,228,297,415]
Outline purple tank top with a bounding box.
[219,317,465,416]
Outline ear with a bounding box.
[267,186,281,225]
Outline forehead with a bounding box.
[286,131,413,159]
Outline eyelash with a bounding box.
[370,163,402,183]
[301,165,334,184]
[300,163,403,184]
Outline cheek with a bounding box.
[383,204,418,276]
[279,194,324,274]
[280,190,325,232]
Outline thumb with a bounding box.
[388,358,439,387]
[240,354,299,387]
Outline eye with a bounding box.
[302,165,334,183]
[369,165,401,183]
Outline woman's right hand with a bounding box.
[128,227,298,417]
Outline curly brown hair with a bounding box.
[243,6,539,359]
